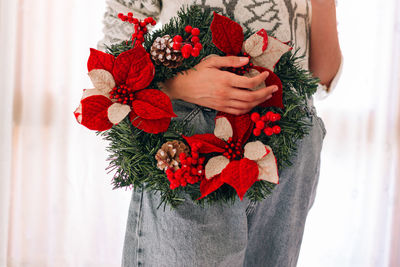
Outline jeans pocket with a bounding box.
[172,100,217,134]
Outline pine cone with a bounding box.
[150,35,184,68]
[155,140,189,171]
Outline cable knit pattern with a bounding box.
[191,0,311,68]
[100,0,311,69]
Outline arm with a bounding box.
[100,0,278,115]
[309,0,342,89]
[163,56,278,115]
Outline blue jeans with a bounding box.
[122,99,326,267]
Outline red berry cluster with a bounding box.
[109,84,135,105]
[251,111,282,137]
[225,52,254,75]
[166,143,205,190]
[118,12,156,44]
[222,137,244,160]
[172,25,203,59]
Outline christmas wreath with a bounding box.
[74,6,318,208]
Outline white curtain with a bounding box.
[0,0,130,266]
[298,0,400,266]
[0,0,399,267]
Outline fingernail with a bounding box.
[240,57,249,63]
[272,86,279,92]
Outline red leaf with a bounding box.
[198,174,225,200]
[221,158,259,200]
[256,29,269,52]
[132,89,176,119]
[113,44,154,90]
[210,12,244,55]
[129,110,171,134]
[182,134,226,154]
[216,112,253,143]
[80,95,113,131]
[251,66,283,108]
[87,48,115,73]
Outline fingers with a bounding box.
[211,85,278,108]
[229,85,278,102]
[204,55,249,68]
[202,85,278,115]
[196,97,254,115]
[222,85,278,115]
[203,56,270,90]
[227,71,269,90]
[219,107,250,116]
[228,97,271,110]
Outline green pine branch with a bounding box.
[99,5,319,208]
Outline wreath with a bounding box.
[74,6,318,208]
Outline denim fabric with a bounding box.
[121,99,326,267]
[171,99,218,134]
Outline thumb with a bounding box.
[204,55,249,68]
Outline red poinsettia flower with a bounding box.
[183,113,279,200]
[74,43,176,133]
[210,12,292,108]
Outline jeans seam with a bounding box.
[245,200,257,216]
[135,188,144,266]
[182,106,201,124]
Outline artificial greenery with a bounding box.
[101,5,319,208]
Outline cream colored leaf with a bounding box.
[205,155,230,180]
[244,141,270,161]
[107,103,131,124]
[251,37,292,70]
[214,117,233,141]
[257,145,279,184]
[88,69,115,94]
[243,32,264,58]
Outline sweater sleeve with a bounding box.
[98,0,162,51]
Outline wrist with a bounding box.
[159,80,179,100]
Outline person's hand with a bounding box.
[162,55,278,115]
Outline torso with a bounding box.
[159,0,311,68]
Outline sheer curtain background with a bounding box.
[0,0,131,266]
[298,0,400,266]
[0,0,399,267]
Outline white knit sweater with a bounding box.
[99,0,341,95]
